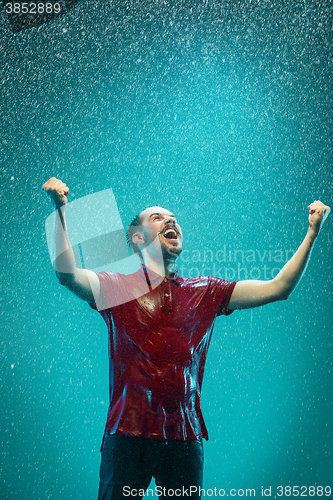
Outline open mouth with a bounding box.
[162,228,178,240]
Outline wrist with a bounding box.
[51,200,66,211]
[307,225,319,242]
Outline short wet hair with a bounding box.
[126,211,144,256]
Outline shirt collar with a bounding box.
[138,264,181,284]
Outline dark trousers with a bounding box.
[97,434,204,500]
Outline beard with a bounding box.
[160,238,183,260]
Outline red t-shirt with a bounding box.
[90,265,236,442]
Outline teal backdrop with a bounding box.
[0,0,332,498]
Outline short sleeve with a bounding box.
[88,270,152,311]
[88,271,127,311]
[214,279,237,316]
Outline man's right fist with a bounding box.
[42,177,69,208]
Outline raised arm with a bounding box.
[228,200,330,310]
[42,177,100,304]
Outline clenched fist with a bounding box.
[42,177,69,209]
[307,200,330,235]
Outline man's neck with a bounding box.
[142,254,178,278]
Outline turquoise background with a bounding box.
[0,0,332,498]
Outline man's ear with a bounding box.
[132,232,146,245]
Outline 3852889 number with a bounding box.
[5,3,62,14]
[277,486,331,496]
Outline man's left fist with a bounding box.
[307,200,331,235]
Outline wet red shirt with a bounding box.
[90,265,236,441]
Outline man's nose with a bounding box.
[165,217,176,225]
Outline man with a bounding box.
[42,177,329,499]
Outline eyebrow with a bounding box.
[148,212,175,221]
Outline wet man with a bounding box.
[42,177,330,500]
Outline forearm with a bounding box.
[43,176,100,302]
[228,201,330,310]
[272,227,318,298]
[49,206,77,278]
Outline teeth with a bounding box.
[164,228,177,239]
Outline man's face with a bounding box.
[138,206,183,257]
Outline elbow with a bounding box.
[56,271,75,286]
[276,286,294,301]
[272,278,292,302]
[275,287,291,301]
